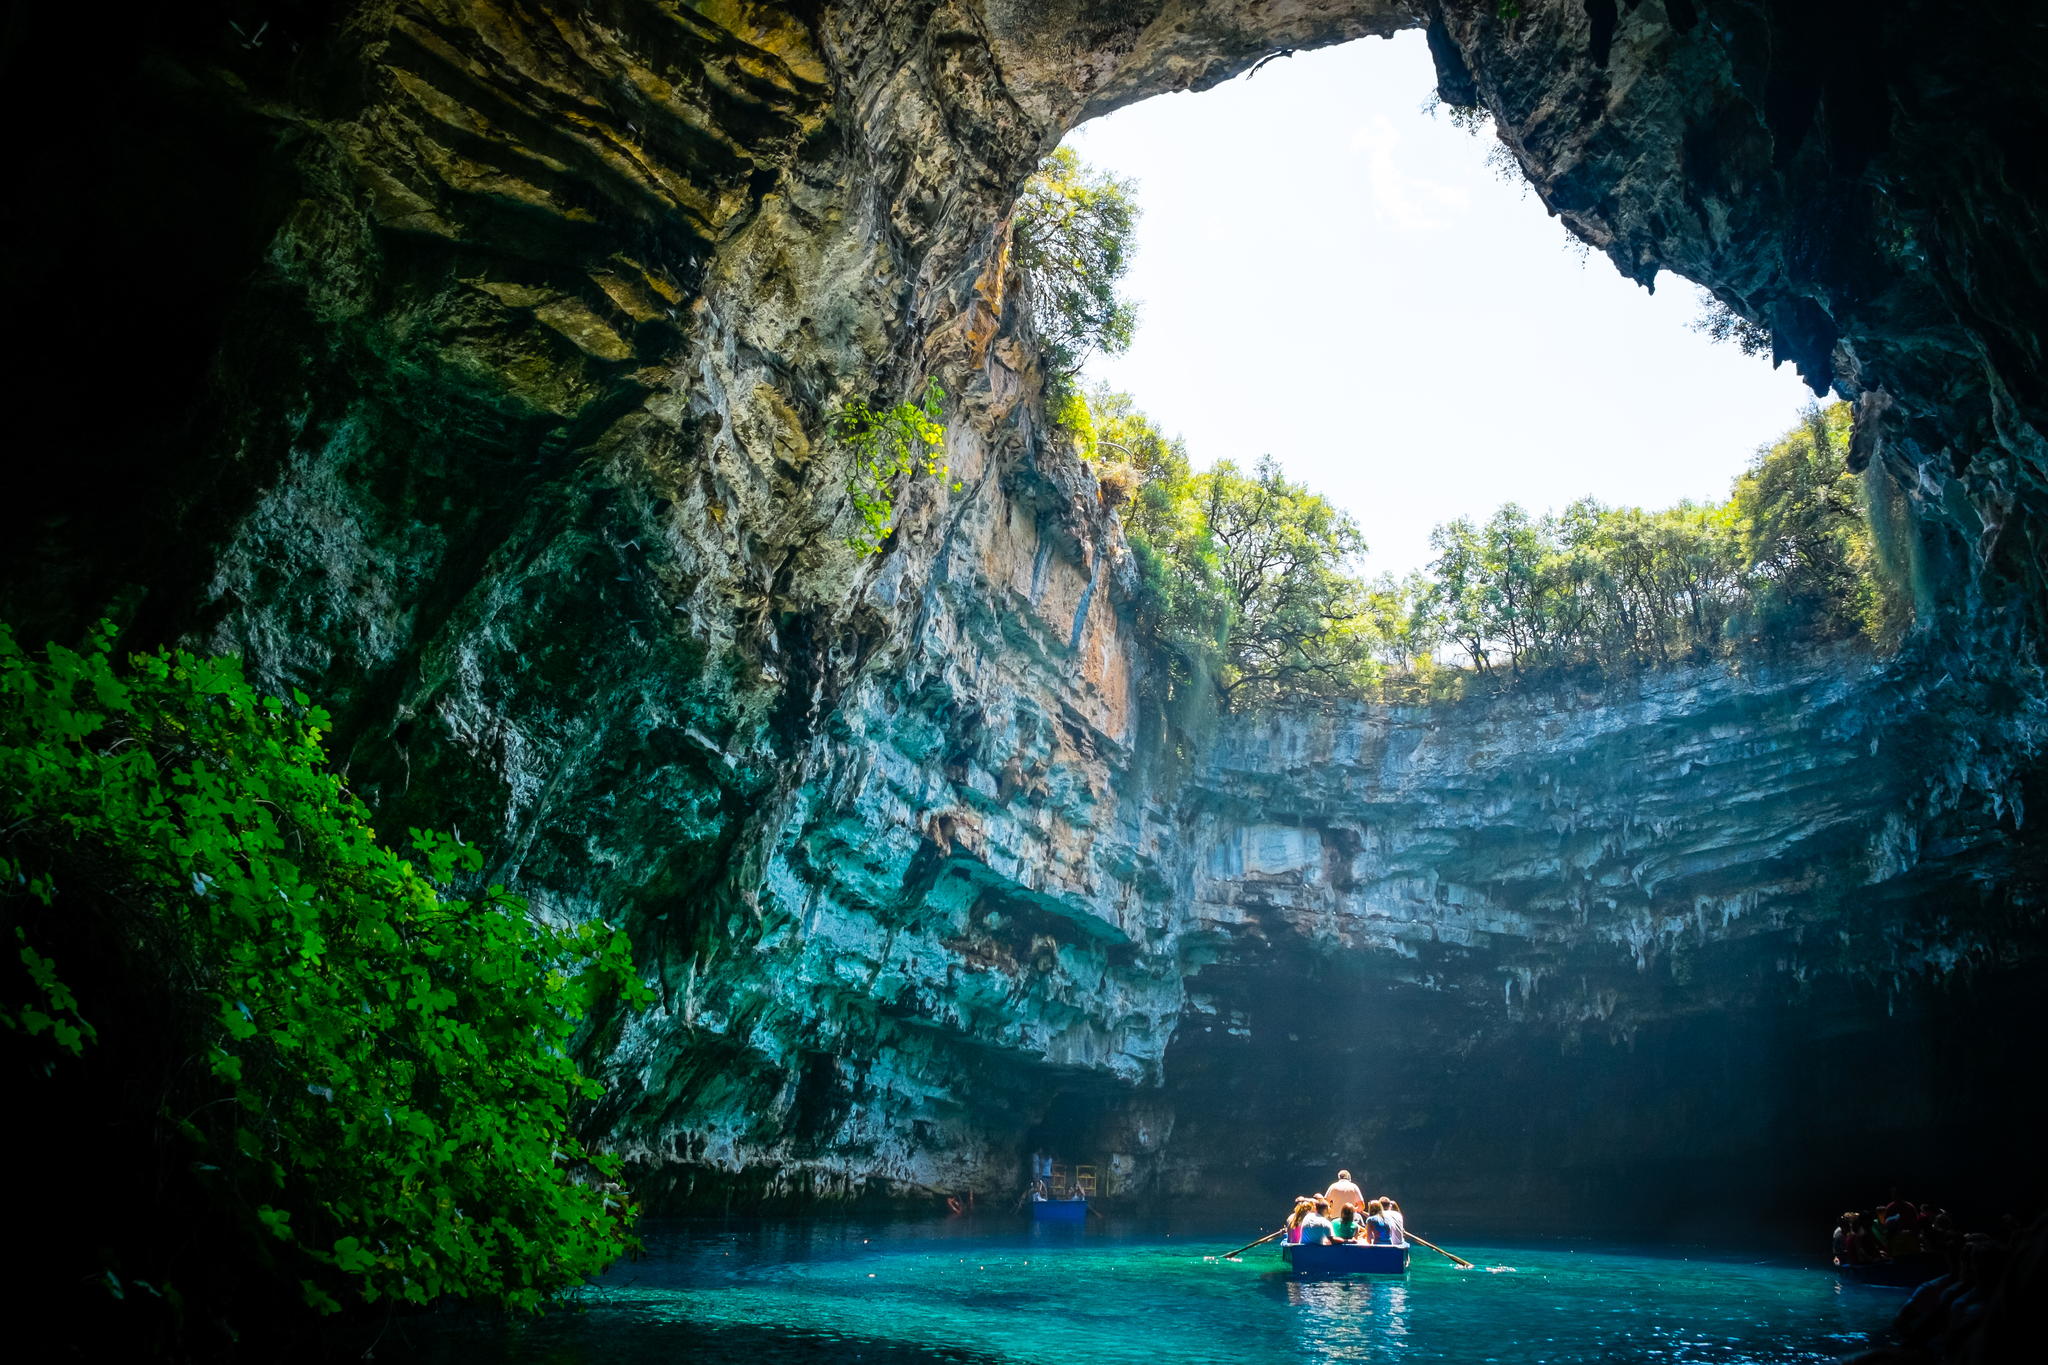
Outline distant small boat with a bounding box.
[1030,1198,1088,1223]
[1281,1240,1411,1274]
[1836,1256,1944,1289]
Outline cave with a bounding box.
[3,2,2045,1360]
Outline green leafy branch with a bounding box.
[835,378,949,554]
[0,623,653,1320]
[1011,147,1139,388]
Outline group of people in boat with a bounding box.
[1015,1150,1090,1206]
[1832,1191,1959,1266]
[1022,1179,1086,1203]
[1283,1170,1407,1246]
[1831,1190,2033,1272]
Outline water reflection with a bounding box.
[1282,1277,1411,1358]
[386,1221,1897,1365]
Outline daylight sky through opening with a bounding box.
[1067,33,1818,579]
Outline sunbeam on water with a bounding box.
[389,1219,1904,1365]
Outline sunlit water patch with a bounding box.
[390,1218,1902,1365]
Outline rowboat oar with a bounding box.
[1406,1230,1474,1269]
[1216,1227,1288,1261]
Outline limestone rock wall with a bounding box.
[1192,653,2035,1007]
[1153,650,2046,1225]
[3,1,2046,1220]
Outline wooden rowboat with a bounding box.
[1280,1240,1411,1274]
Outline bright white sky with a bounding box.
[1066,33,1818,578]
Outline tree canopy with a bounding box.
[1402,402,1911,680]
[1011,147,1139,385]
[1691,291,1775,358]
[1080,390,1376,715]
[1070,393,1912,711]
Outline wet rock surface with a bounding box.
[3,2,2045,1223]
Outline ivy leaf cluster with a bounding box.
[836,378,949,555]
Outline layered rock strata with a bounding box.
[3,1,2046,1221]
[1158,650,2046,1226]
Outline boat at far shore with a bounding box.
[1280,1241,1411,1275]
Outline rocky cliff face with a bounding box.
[1160,652,2046,1227]
[4,1,2045,1225]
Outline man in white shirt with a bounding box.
[1324,1169,1365,1219]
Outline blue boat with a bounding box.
[1280,1240,1411,1274]
[1030,1198,1089,1223]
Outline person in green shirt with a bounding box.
[1330,1203,1363,1243]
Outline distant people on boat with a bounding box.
[1880,1188,1912,1226]
[1832,1212,1859,1266]
[1277,1184,1423,1253]
[1828,1190,1992,1273]
[1851,1211,1884,1264]
[1280,1188,1414,1249]
[1324,1169,1365,1220]
[1834,1210,1887,1266]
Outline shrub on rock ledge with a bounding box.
[0,623,647,1352]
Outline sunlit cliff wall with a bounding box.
[3,2,2045,1224]
[1156,651,2045,1229]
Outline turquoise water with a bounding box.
[394,1218,1904,1364]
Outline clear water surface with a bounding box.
[393,1216,1904,1365]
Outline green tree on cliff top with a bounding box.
[1012,147,1139,385]
[1077,390,1908,705]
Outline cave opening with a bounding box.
[3,2,2046,1358]
[995,25,2048,1250]
[1062,32,1818,582]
